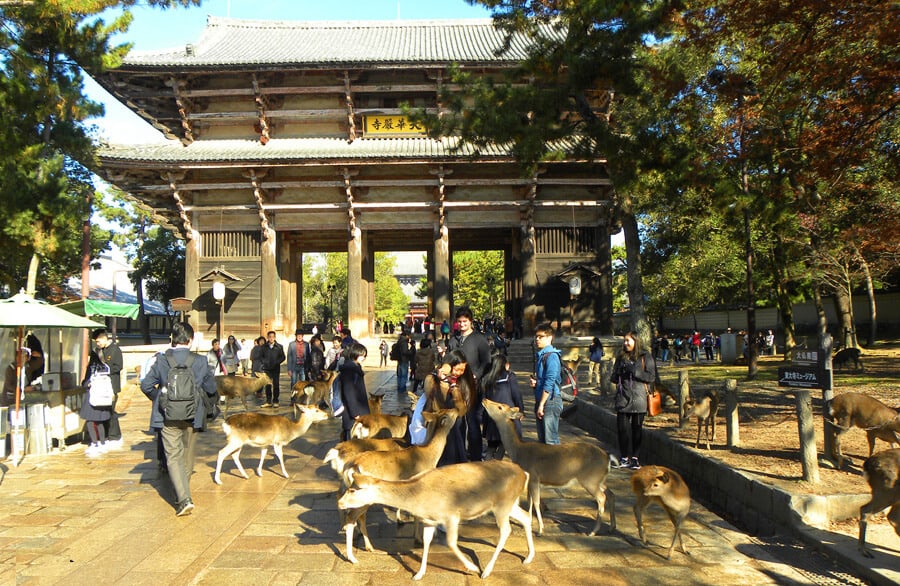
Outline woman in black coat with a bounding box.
[481,351,524,460]
[612,331,656,470]
[337,342,370,441]
[308,335,326,381]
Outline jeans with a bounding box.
[290,367,306,388]
[161,420,198,505]
[536,395,564,444]
[396,361,409,393]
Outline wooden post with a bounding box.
[677,370,690,426]
[794,389,820,483]
[724,378,740,448]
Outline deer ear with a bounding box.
[512,411,525,421]
[659,472,671,484]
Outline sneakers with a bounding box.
[629,458,642,470]
[261,403,271,408]
[85,443,103,457]
[105,439,124,451]
[175,499,195,517]
[272,402,280,408]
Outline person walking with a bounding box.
[531,323,564,445]
[90,328,124,449]
[237,338,251,375]
[337,342,370,441]
[395,331,414,395]
[287,329,310,389]
[588,336,604,389]
[207,339,228,377]
[307,335,325,382]
[261,331,286,408]
[80,345,114,457]
[448,306,491,461]
[140,322,217,516]
[412,337,436,395]
[379,339,389,367]
[611,331,656,470]
[223,335,241,375]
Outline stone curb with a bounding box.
[565,398,896,586]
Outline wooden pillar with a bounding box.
[184,229,201,332]
[281,238,296,335]
[794,389,820,483]
[362,234,375,338]
[296,250,304,328]
[677,370,690,427]
[347,227,366,337]
[521,227,538,337]
[433,223,451,324]
[426,248,435,318]
[260,227,277,336]
[596,226,614,335]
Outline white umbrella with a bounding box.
[0,290,101,463]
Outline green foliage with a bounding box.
[451,250,504,319]
[374,253,410,325]
[130,227,184,311]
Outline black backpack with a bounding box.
[161,351,197,421]
[389,340,401,361]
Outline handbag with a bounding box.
[647,383,662,417]
[89,368,115,407]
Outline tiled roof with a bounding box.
[98,136,524,164]
[122,17,559,68]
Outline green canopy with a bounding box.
[56,299,140,320]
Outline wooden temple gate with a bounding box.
[94,18,617,339]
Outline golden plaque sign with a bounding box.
[363,115,426,136]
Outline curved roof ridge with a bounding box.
[205,15,498,28]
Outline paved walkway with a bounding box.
[0,365,846,584]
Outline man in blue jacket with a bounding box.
[140,322,217,516]
[531,323,563,445]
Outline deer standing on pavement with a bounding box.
[338,459,535,580]
[339,409,459,559]
[481,398,616,536]
[213,405,328,484]
[858,448,900,557]
[216,372,272,417]
[630,465,691,559]
[681,389,719,449]
[291,370,338,407]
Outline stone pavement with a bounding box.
[0,364,851,585]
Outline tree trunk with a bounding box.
[619,196,652,348]
[855,248,877,346]
[813,285,827,341]
[135,279,152,344]
[772,234,795,359]
[832,287,855,349]
[25,254,40,295]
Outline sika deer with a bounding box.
[291,370,338,407]
[213,405,328,484]
[216,372,272,417]
[338,460,535,580]
[631,465,691,559]
[680,389,719,449]
[340,409,459,559]
[482,398,615,536]
[858,448,900,558]
[323,436,409,475]
[350,412,409,439]
[828,392,900,468]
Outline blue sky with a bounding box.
[86,0,491,143]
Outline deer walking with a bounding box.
[681,389,719,449]
[858,448,900,557]
[216,372,272,417]
[291,370,338,407]
[631,465,691,559]
[828,392,900,468]
[213,405,328,484]
[482,398,615,536]
[338,459,535,580]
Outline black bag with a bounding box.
[161,351,197,421]
[389,341,401,361]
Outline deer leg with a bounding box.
[240,394,248,413]
[586,478,614,536]
[508,503,535,564]
[528,479,545,535]
[481,511,512,579]
[413,525,437,581]
[634,498,649,546]
[859,495,895,558]
[704,418,712,450]
[695,418,702,448]
[256,447,269,477]
[443,518,479,576]
[214,439,245,484]
[665,510,689,558]
[866,431,878,458]
[273,444,288,478]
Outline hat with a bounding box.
[295,328,303,335]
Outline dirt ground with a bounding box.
[586,342,900,536]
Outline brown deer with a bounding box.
[681,389,719,450]
[482,398,616,536]
[828,392,900,468]
[291,370,338,407]
[323,436,409,475]
[340,409,459,561]
[338,459,535,580]
[216,372,272,417]
[350,411,409,439]
[631,465,691,559]
[213,405,328,484]
[858,448,900,558]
